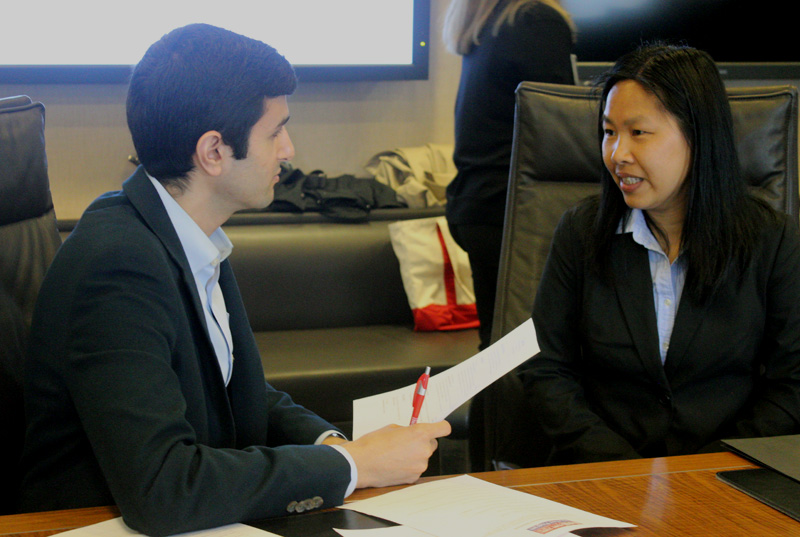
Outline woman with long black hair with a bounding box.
[521,44,800,464]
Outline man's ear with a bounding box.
[193,131,230,176]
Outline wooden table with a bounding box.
[1,452,795,537]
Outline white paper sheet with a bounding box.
[334,525,433,536]
[352,319,537,439]
[56,517,281,537]
[341,475,635,537]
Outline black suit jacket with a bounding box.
[20,168,350,536]
[521,200,800,464]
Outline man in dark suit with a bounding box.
[19,24,449,537]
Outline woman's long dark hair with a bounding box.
[589,44,771,304]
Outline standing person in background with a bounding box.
[442,0,576,349]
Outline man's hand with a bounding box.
[341,421,451,489]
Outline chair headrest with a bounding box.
[0,95,54,226]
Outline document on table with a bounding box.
[340,474,635,537]
[56,517,281,537]
[352,318,537,439]
[334,527,431,537]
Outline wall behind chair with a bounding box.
[0,0,461,221]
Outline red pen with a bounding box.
[410,366,430,425]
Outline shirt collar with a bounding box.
[147,173,233,276]
[618,208,665,255]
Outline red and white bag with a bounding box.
[388,216,479,331]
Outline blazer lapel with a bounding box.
[611,234,669,385]
[122,167,207,328]
[662,290,707,376]
[122,167,235,443]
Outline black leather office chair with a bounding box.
[468,82,800,471]
[0,95,62,514]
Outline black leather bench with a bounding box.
[224,208,480,436]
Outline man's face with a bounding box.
[220,95,295,211]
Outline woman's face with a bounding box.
[602,79,692,226]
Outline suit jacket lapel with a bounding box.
[122,167,208,330]
[122,167,235,442]
[663,288,707,376]
[611,234,669,386]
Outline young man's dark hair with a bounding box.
[126,23,297,186]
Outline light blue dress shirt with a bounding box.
[148,175,235,384]
[619,209,686,364]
